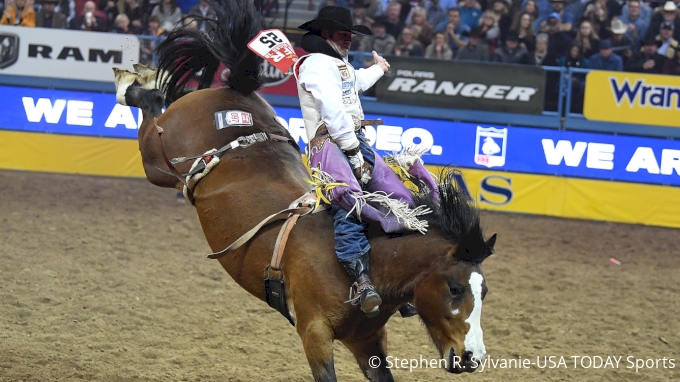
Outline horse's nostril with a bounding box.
[462,351,475,368]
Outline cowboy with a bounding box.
[294,6,437,318]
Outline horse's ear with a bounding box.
[483,233,497,259]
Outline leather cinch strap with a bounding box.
[207,204,314,259]
[271,214,300,270]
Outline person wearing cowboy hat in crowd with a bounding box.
[35,0,65,27]
[655,20,679,57]
[294,6,436,319]
[610,18,635,65]
[625,36,667,73]
[646,1,680,41]
[537,0,573,33]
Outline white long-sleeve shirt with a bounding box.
[295,53,384,151]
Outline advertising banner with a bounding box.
[3,84,680,188]
[583,71,680,128]
[0,25,139,83]
[375,57,546,114]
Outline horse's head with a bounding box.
[411,169,497,373]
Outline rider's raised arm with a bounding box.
[355,64,384,93]
[298,56,360,150]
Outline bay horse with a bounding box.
[113,1,497,380]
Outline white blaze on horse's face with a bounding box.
[464,272,486,362]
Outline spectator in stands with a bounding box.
[458,0,482,29]
[424,31,453,58]
[574,19,600,58]
[456,26,490,60]
[1,0,36,26]
[393,26,424,55]
[36,0,66,27]
[646,1,680,41]
[362,0,383,20]
[478,10,500,51]
[511,12,536,51]
[538,0,573,33]
[619,0,649,45]
[117,0,142,30]
[424,0,446,27]
[558,42,589,68]
[407,6,434,47]
[545,12,571,57]
[101,0,118,29]
[517,0,539,23]
[662,45,680,74]
[111,12,133,32]
[589,39,624,70]
[626,36,667,73]
[139,14,162,63]
[69,0,105,30]
[435,7,470,55]
[359,16,396,54]
[350,0,374,50]
[150,0,180,32]
[610,18,635,65]
[188,0,216,33]
[621,0,652,28]
[558,43,588,113]
[520,32,556,65]
[582,0,611,39]
[492,30,527,62]
[656,21,679,58]
[491,0,511,39]
[398,0,419,25]
[383,1,403,38]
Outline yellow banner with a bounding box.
[583,71,680,128]
[427,166,680,229]
[0,130,144,178]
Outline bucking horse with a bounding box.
[112,0,497,380]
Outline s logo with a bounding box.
[479,176,512,206]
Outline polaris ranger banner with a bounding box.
[375,57,546,115]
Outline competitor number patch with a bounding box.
[215,110,254,129]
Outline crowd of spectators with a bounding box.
[348,0,680,76]
[0,0,215,36]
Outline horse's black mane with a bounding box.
[413,167,492,263]
[155,0,264,105]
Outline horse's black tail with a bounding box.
[155,0,264,104]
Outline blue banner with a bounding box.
[2,85,679,187]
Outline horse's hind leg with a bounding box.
[297,319,337,382]
[341,327,394,382]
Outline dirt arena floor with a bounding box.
[1,169,678,382]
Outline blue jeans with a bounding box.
[332,132,375,262]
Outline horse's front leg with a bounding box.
[341,327,394,382]
[297,319,337,382]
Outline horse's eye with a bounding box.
[449,285,464,299]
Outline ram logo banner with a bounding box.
[376,56,546,114]
[583,71,680,128]
[0,25,139,82]
[475,126,507,168]
[0,32,19,69]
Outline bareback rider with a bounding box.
[294,6,434,318]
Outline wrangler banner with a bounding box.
[583,71,680,128]
[375,57,546,114]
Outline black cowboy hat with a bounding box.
[298,6,372,36]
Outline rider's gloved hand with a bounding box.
[344,147,373,186]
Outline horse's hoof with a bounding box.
[398,303,418,318]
